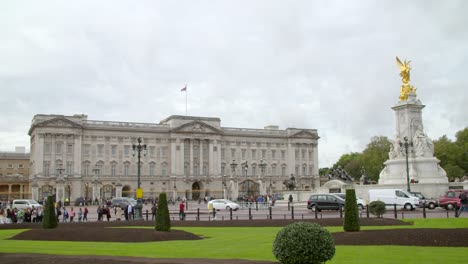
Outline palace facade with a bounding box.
[28,114,319,203]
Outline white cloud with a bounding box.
[0,0,467,167]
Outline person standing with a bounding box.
[62,207,68,223]
[179,200,185,220]
[77,208,83,222]
[151,203,157,220]
[456,192,467,218]
[83,207,88,222]
[69,208,75,223]
[127,204,133,220]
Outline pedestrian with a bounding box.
[124,204,129,221]
[127,204,133,220]
[456,192,467,217]
[77,208,83,222]
[97,206,103,221]
[288,194,293,203]
[179,200,185,220]
[115,206,122,221]
[83,207,88,222]
[69,207,75,222]
[105,206,111,221]
[62,207,68,223]
[151,203,157,220]
[56,206,62,222]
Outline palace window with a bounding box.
[44,143,51,154]
[56,142,63,154]
[111,145,117,157]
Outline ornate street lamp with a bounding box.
[132,137,147,220]
[400,137,413,192]
[56,163,66,203]
[259,159,267,176]
[241,161,249,196]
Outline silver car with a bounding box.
[208,199,240,211]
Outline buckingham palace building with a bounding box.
[28,114,319,203]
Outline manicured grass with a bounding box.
[0,218,466,263]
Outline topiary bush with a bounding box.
[273,222,335,264]
[344,189,360,232]
[369,201,386,218]
[42,195,57,229]
[155,192,171,231]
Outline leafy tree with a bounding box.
[360,136,391,181]
[343,189,360,232]
[42,195,57,229]
[455,128,468,172]
[434,132,466,181]
[333,152,363,179]
[155,192,171,231]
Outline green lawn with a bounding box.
[0,218,466,263]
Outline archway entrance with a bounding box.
[239,180,259,198]
[192,182,201,200]
[122,185,131,197]
[102,185,113,200]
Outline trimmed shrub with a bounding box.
[344,189,360,232]
[273,222,335,264]
[369,201,386,218]
[42,195,58,229]
[155,192,171,231]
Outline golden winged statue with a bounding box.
[396,56,416,101]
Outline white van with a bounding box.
[12,199,42,210]
[368,189,419,210]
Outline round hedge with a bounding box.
[369,201,386,218]
[273,222,335,264]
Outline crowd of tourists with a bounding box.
[0,206,43,224]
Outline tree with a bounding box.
[333,152,363,179]
[343,189,360,232]
[155,192,171,231]
[360,136,391,181]
[434,133,466,181]
[42,195,57,229]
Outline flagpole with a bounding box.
[185,84,187,116]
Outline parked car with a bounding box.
[368,189,419,210]
[410,192,438,209]
[439,190,468,210]
[111,197,137,209]
[307,194,345,212]
[334,193,366,210]
[207,199,240,211]
[12,199,42,210]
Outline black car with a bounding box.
[410,192,438,209]
[307,194,345,212]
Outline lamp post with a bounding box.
[259,159,267,195]
[56,163,65,204]
[400,136,413,192]
[132,137,147,220]
[241,161,249,197]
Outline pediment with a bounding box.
[171,120,222,134]
[38,117,82,128]
[29,117,82,135]
[289,130,318,139]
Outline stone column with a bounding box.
[190,139,193,175]
[208,139,214,176]
[115,182,123,197]
[199,139,203,175]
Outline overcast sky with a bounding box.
[0,0,467,167]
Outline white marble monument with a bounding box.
[379,57,448,186]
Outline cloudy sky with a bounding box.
[1,0,467,167]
